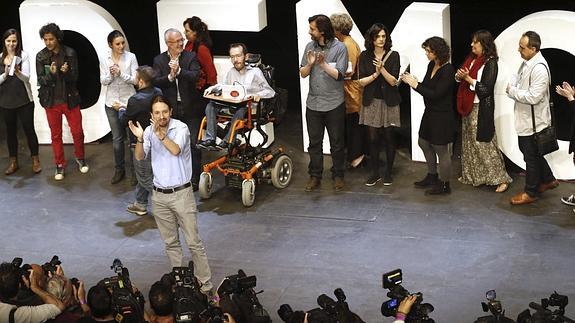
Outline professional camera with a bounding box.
[474,290,516,323]
[160,261,208,323]
[278,288,363,323]
[217,269,271,323]
[516,291,574,323]
[98,258,145,323]
[317,288,364,323]
[200,306,227,323]
[41,255,61,275]
[380,269,434,323]
[277,304,309,323]
[11,257,32,282]
[10,257,39,305]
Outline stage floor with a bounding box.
[1,111,574,322]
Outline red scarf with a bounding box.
[456,54,485,117]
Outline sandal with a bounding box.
[495,182,509,193]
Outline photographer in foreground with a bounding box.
[145,281,174,323]
[45,264,90,322]
[393,295,417,323]
[76,285,115,323]
[0,263,65,322]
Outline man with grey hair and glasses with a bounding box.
[153,28,203,191]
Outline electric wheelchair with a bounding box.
[196,54,292,207]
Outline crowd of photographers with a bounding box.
[0,257,279,323]
[1,258,571,323]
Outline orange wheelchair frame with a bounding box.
[197,97,293,207]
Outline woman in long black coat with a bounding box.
[401,36,455,195]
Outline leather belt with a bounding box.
[153,182,191,194]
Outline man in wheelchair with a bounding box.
[197,43,275,150]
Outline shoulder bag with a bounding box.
[529,63,558,155]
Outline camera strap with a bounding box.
[9,307,16,323]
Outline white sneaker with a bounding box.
[561,194,575,206]
[54,165,64,181]
[75,158,89,173]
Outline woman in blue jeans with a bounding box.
[99,30,138,184]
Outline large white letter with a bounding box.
[156,0,268,53]
[391,2,451,161]
[20,0,129,144]
[495,10,575,179]
[295,0,364,154]
[296,1,450,157]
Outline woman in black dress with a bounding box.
[401,36,455,195]
[357,23,401,187]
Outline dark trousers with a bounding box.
[184,117,202,184]
[345,112,365,162]
[367,126,396,177]
[1,102,39,157]
[518,135,555,197]
[306,103,345,179]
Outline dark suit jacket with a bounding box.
[153,50,202,119]
[122,86,163,144]
[36,45,81,108]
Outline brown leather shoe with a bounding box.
[4,157,19,175]
[305,177,320,191]
[510,192,538,205]
[334,177,344,192]
[538,179,559,193]
[31,155,42,174]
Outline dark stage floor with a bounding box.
[1,111,574,322]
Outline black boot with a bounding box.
[414,173,438,188]
[111,169,125,184]
[425,181,451,195]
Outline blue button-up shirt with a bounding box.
[142,118,192,189]
[300,39,348,112]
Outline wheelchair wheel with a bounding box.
[241,179,256,207]
[198,172,212,199]
[271,155,293,189]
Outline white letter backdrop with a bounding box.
[495,10,575,179]
[20,0,128,144]
[296,1,451,158]
[156,0,267,83]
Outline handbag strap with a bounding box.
[382,50,393,65]
[357,50,394,81]
[528,62,551,133]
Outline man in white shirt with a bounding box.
[506,31,558,205]
[197,43,275,150]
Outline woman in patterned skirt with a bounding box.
[455,30,511,192]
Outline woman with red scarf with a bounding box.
[455,30,511,192]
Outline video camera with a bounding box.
[278,288,363,323]
[474,290,515,323]
[160,260,208,323]
[380,269,434,323]
[98,258,145,323]
[217,269,271,323]
[517,291,574,323]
